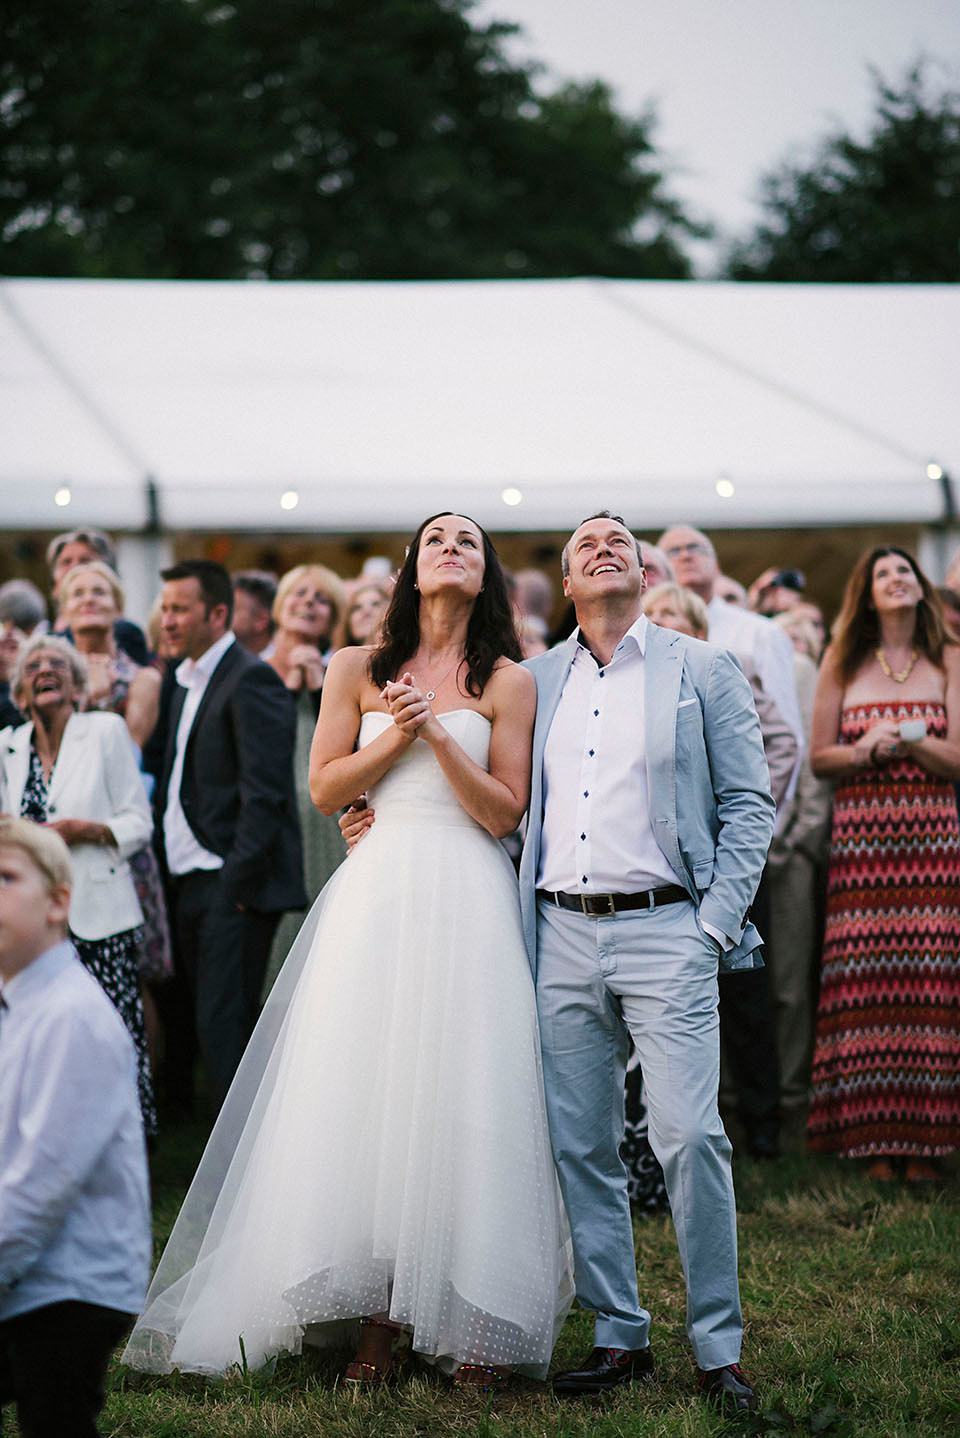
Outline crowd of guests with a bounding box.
[1,524,957,1168]
[1,517,959,1430]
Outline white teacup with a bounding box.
[898,718,927,742]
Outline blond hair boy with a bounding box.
[0,818,150,1438]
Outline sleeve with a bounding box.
[755,620,804,800]
[219,665,298,901]
[697,649,778,947]
[770,654,833,863]
[0,728,11,812]
[0,1009,136,1292]
[99,716,153,858]
[749,675,799,812]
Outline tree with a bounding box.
[1,0,705,280]
[726,66,960,282]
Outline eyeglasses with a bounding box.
[663,542,711,558]
[22,657,70,677]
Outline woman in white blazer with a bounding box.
[1,633,156,1134]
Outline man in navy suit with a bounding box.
[156,560,305,1113]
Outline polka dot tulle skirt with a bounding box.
[124,711,573,1378]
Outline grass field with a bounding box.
[60,1122,960,1436]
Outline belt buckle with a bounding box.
[580,892,616,917]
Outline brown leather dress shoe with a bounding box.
[553,1345,654,1395]
[696,1362,759,1411]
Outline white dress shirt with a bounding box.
[538,614,681,894]
[0,941,151,1320]
[163,630,236,876]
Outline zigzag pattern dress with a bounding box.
[807,700,960,1158]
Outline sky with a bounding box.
[473,0,960,272]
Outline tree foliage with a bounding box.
[726,66,960,282]
[1,0,705,280]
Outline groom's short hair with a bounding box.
[561,511,643,578]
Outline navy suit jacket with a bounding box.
[156,642,306,914]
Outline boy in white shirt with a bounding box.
[0,817,150,1438]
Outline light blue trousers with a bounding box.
[535,897,742,1369]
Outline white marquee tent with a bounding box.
[1,276,957,536]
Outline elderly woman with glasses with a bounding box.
[0,633,156,1134]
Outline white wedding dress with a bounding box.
[124,710,573,1378]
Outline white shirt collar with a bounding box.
[1,938,76,1007]
[572,610,648,662]
[175,630,235,688]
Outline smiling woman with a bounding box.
[342,580,392,647]
[0,633,156,1135]
[60,560,172,1039]
[809,547,960,1182]
[61,562,161,750]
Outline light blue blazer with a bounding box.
[518,622,777,978]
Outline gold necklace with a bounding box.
[875,646,918,683]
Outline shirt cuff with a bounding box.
[700,918,733,952]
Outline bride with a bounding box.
[124,513,572,1386]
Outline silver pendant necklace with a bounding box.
[421,655,461,702]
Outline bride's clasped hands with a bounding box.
[380,673,436,739]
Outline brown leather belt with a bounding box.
[535,885,690,917]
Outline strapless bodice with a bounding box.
[360,709,492,828]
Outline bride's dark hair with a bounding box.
[369,512,521,697]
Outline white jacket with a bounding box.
[0,712,152,941]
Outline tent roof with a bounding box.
[2,276,957,533]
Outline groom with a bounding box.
[518,511,772,1410]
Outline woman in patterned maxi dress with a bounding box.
[808,547,960,1184]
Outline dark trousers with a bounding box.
[166,870,280,1112]
[718,870,781,1150]
[0,1301,130,1438]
